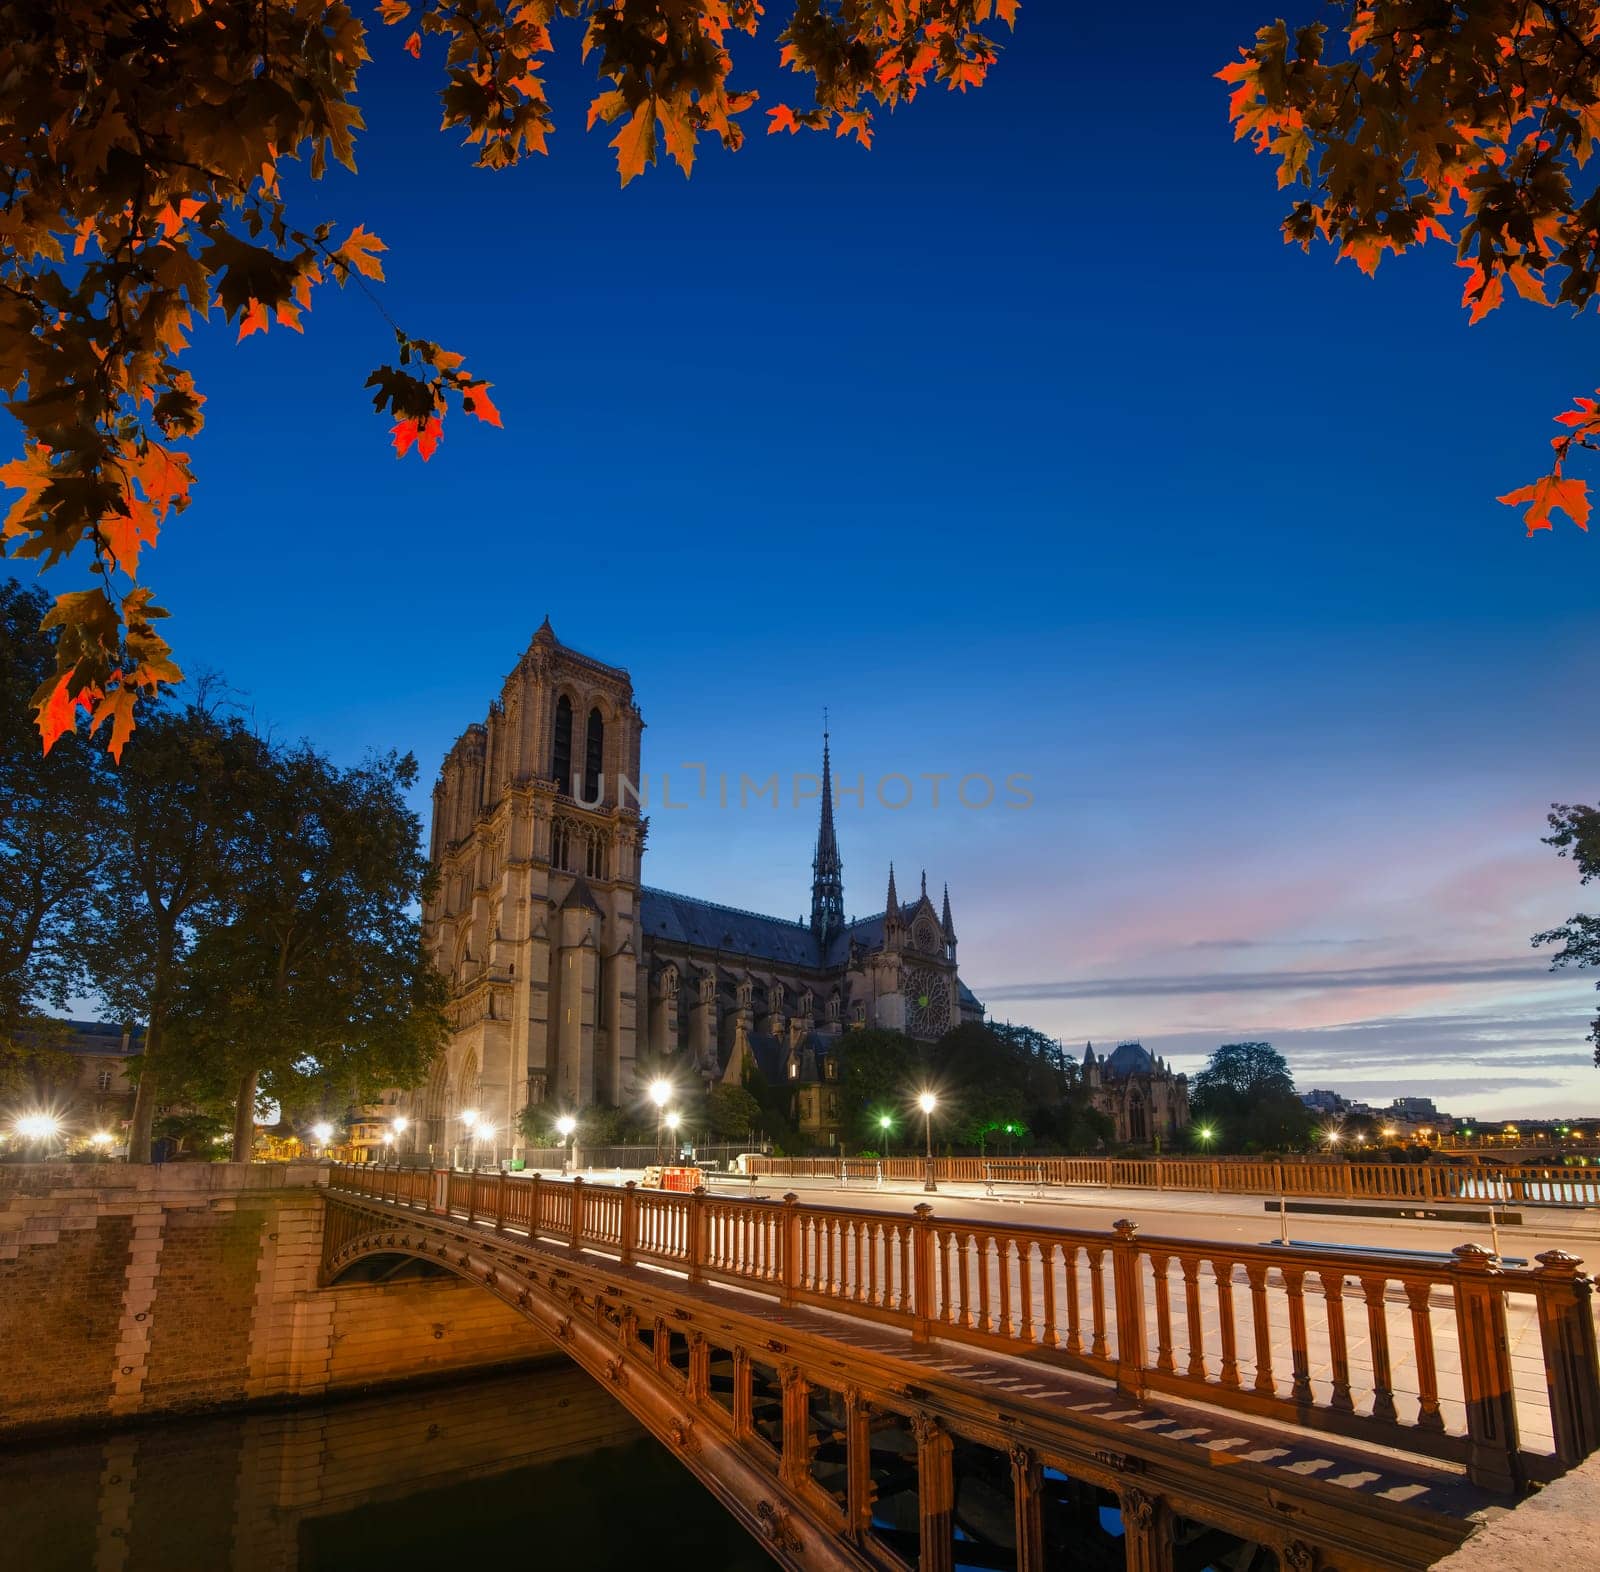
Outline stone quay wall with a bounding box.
[0,1163,553,1436]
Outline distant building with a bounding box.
[1301,1088,1347,1115]
[1389,1096,1442,1123]
[1082,1042,1190,1148]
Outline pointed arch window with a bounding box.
[584,706,604,804]
[552,694,573,790]
[585,825,607,880]
[550,818,572,872]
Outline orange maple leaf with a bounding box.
[89,686,140,764]
[237,299,270,341]
[463,383,504,428]
[404,32,422,59]
[34,666,80,754]
[610,102,657,186]
[1497,472,1591,534]
[767,105,803,135]
[336,225,387,282]
[392,415,443,461]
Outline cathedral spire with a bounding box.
[810,719,845,947]
[941,882,956,943]
[885,863,899,918]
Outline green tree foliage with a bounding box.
[163,743,447,1157]
[0,582,111,1038]
[838,1028,920,1144]
[0,1014,77,1110]
[706,1084,763,1143]
[1191,1041,1312,1153]
[78,692,261,1161]
[1534,800,1600,1063]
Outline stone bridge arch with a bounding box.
[321,1201,859,1570]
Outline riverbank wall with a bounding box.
[0,1163,553,1436]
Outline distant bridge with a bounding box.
[324,1165,1600,1572]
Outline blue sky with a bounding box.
[9,4,1600,1115]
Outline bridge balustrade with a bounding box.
[326,1163,1600,1494]
[749,1153,1600,1207]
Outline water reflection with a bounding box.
[3,1364,775,1572]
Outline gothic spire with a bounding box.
[885,862,899,918]
[810,719,845,947]
[941,882,956,943]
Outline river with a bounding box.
[2,1363,776,1571]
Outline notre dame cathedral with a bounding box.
[405,620,985,1156]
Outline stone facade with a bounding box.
[1082,1041,1191,1147]
[410,621,983,1154]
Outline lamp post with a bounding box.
[649,1079,671,1161]
[878,1112,893,1158]
[556,1113,577,1174]
[455,1108,478,1171]
[1197,1125,1215,1152]
[89,1129,115,1161]
[665,1109,682,1161]
[391,1115,409,1162]
[476,1122,497,1170]
[310,1121,333,1160]
[918,1092,938,1194]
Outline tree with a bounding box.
[706,1083,763,1143]
[163,741,447,1156]
[1191,1041,1312,1153]
[78,694,260,1161]
[0,582,111,1036]
[837,1028,919,1145]
[1223,5,1600,534]
[1534,800,1600,1063]
[0,2,1018,758]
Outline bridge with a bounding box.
[324,1164,1600,1572]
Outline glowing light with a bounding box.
[556,1115,576,1138]
[878,1114,893,1131]
[665,1111,681,1132]
[382,1133,394,1146]
[311,1122,333,1144]
[1197,1126,1215,1143]
[460,1108,479,1130]
[89,1130,115,1148]
[475,1123,496,1143]
[391,1116,409,1135]
[917,1092,937,1115]
[649,1079,672,1109]
[15,1113,60,1141]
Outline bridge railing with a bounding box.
[745,1153,1600,1206]
[325,1163,1600,1492]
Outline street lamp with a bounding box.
[310,1121,333,1157]
[556,1113,577,1174]
[665,1110,682,1159]
[649,1079,672,1160]
[1197,1125,1215,1148]
[454,1108,479,1170]
[475,1122,497,1169]
[918,1091,938,1193]
[878,1112,893,1157]
[89,1130,115,1158]
[390,1115,409,1161]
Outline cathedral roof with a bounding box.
[641,888,822,968]
[1102,1041,1157,1078]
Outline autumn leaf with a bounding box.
[1497,472,1591,533]
[237,299,270,341]
[33,664,80,754]
[768,105,803,135]
[404,32,421,60]
[88,686,140,764]
[463,383,503,428]
[392,415,443,461]
[335,225,387,282]
[610,101,657,186]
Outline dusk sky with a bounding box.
[9,4,1600,1116]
